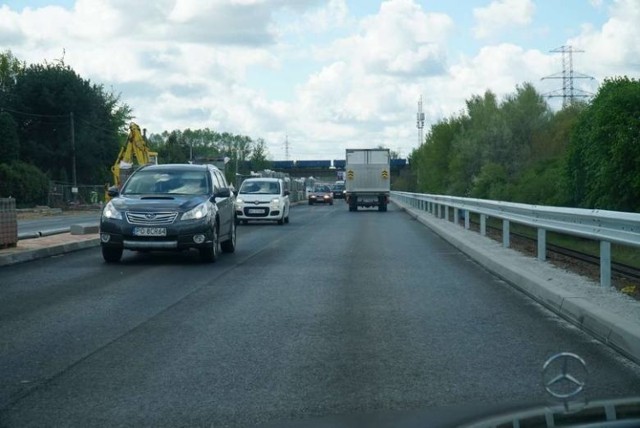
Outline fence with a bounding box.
[48,182,106,209]
[392,191,640,288]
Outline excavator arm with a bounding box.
[106,122,157,200]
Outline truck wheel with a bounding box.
[102,246,123,263]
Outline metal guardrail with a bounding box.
[392,191,640,287]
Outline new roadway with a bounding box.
[1,202,639,427]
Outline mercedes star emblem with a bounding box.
[542,352,588,399]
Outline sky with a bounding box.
[1,0,638,161]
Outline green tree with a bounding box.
[250,138,271,171]
[0,161,49,206]
[500,82,551,175]
[0,112,19,162]
[0,50,25,95]
[410,116,462,193]
[566,76,640,211]
[160,131,190,163]
[8,60,129,184]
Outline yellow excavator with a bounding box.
[105,122,158,201]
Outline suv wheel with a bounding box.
[221,220,236,253]
[199,225,219,262]
[102,246,123,263]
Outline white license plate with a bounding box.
[133,227,167,237]
[248,209,263,214]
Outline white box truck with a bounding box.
[344,148,390,212]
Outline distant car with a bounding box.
[99,163,236,263]
[332,182,345,199]
[309,185,334,205]
[235,178,290,225]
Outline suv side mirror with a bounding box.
[107,186,120,198]
[213,187,231,199]
[284,190,290,196]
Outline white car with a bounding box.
[235,178,290,225]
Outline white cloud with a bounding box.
[473,0,535,39]
[317,0,452,77]
[1,0,638,161]
[568,0,640,80]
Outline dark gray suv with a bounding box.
[100,163,236,263]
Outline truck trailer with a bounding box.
[344,148,390,212]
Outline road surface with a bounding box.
[1,203,639,426]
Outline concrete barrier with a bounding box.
[70,222,100,235]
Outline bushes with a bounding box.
[0,161,49,207]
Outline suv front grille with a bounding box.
[126,211,178,225]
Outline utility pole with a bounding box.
[70,112,77,202]
[542,45,594,107]
[416,95,425,146]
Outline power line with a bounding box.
[0,106,69,118]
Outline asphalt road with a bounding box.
[18,212,100,235]
[1,202,640,427]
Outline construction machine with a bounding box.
[105,122,158,201]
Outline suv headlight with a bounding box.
[182,202,210,220]
[102,201,122,220]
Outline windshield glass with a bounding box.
[314,186,330,193]
[122,170,209,195]
[239,180,280,194]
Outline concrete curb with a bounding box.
[0,238,101,267]
[393,199,640,366]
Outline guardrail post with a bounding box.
[537,228,546,261]
[464,210,470,230]
[450,206,455,223]
[502,219,510,248]
[600,241,611,287]
[480,214,487,236]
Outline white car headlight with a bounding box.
[236,197,244,204]
[103,201,122,220]
[271,198,280,205]
[182,202,210,220]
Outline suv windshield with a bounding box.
[240,181,280,195]
[122,169,210,195]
